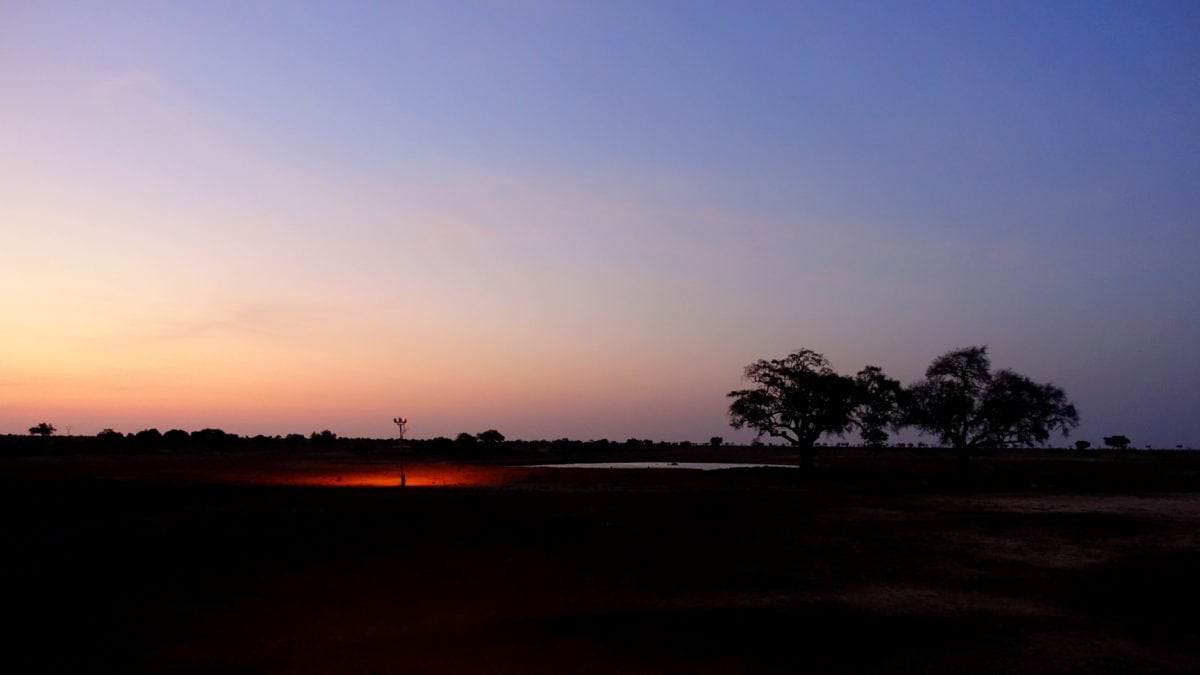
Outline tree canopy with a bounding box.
[1104,435,1131,450]
[851,365,905,447]
[29,422,55,437]
[906,346,1079,450]
[727,349,858,459]
[729,345,1082,467]
[477,429,505,444]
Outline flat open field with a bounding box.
[3,450,1199,673]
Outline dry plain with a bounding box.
[3,448,1198,673]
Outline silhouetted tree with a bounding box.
[96,429,124,448]
[906,346,1079,471]
[728,349,858,470]
[163,429,190,449]
[477,429,505,444]
[455,432,477,444]
[29,422,55,437]
[851,365,905,447]
[427,436,453,451]
[192,428,238,450]
[310,430,337,444]
[1103,435,1131,450]
[709,436,724,447]
[1074,440,1092,451]
[134,428,162,443]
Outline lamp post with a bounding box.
[393,417,408,487]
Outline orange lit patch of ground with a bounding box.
[230,463,524,488]
[0,456,536,488]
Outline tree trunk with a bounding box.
[792,428,818,472]
[799,446,815,472]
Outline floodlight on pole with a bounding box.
[393,417,408,487]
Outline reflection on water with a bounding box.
[525,462,795,470]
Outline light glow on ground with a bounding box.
[222,463,527,488]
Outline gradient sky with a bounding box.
[2,1,1197,445]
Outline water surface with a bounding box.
[525,461,795,470]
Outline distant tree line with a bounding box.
[5,423,839,459]
[3,425,695,457]
[8,352,1172,462]
[6,427,354,454]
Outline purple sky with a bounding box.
[2,2,1197,446]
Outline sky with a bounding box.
[1,1,1197,446]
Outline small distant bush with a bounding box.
[1074,440,1091,451]
[426,436,453,451]
[1104,435,1131,450]
[134,428,162,443]
[163,429,190,449]
[29,422,55,437]
[310,430,337,444]
[477,429,505,444]
[96,429,125,448]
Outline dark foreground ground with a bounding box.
[2,451,1199,673]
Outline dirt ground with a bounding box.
[2,452,1198,673]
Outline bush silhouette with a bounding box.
[1104,435,1131,450]
[310,430,337,444]
[477,429,505,444]
[29,422,55,437]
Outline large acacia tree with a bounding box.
[906,346,1079,467]
[728,349,858,469]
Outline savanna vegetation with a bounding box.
[7,345,1186,464]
